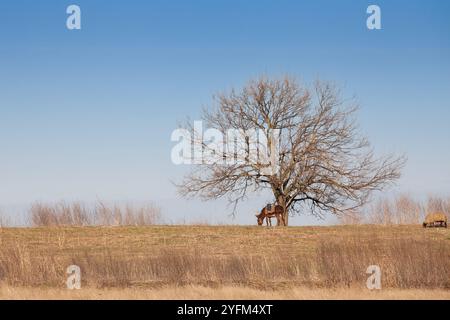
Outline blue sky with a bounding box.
[0,0,449,225]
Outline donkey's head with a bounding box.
[255,210,264,226]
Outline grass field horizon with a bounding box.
[1,224,448,299]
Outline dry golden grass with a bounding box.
[1,285,449,300]
[0,225,449,298]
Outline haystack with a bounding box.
[423,212,448,228]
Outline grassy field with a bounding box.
[0,225,449,299]
[1,286,449,300]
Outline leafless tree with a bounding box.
[426,195,447,214]
[394,194,424,224]
[176,76,406,225]
[366,194,423,225]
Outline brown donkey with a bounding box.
[256,204,286,226]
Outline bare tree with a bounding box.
[366,194,423,225]
[394,194,423,224]
[426,195,447,214]
[176,76,406,225]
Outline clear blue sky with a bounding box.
[1,0,449,225]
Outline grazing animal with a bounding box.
[422,212,448,228]
[256,204,285,226]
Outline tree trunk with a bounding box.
[285,210,289,226]
[277,195,289,226]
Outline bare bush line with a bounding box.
[0,236,448,289]
[28,201,163,227]
[0,212,10,228]
[339,194,450,225]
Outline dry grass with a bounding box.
[1,285,449,300]
[0,225,449,295]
